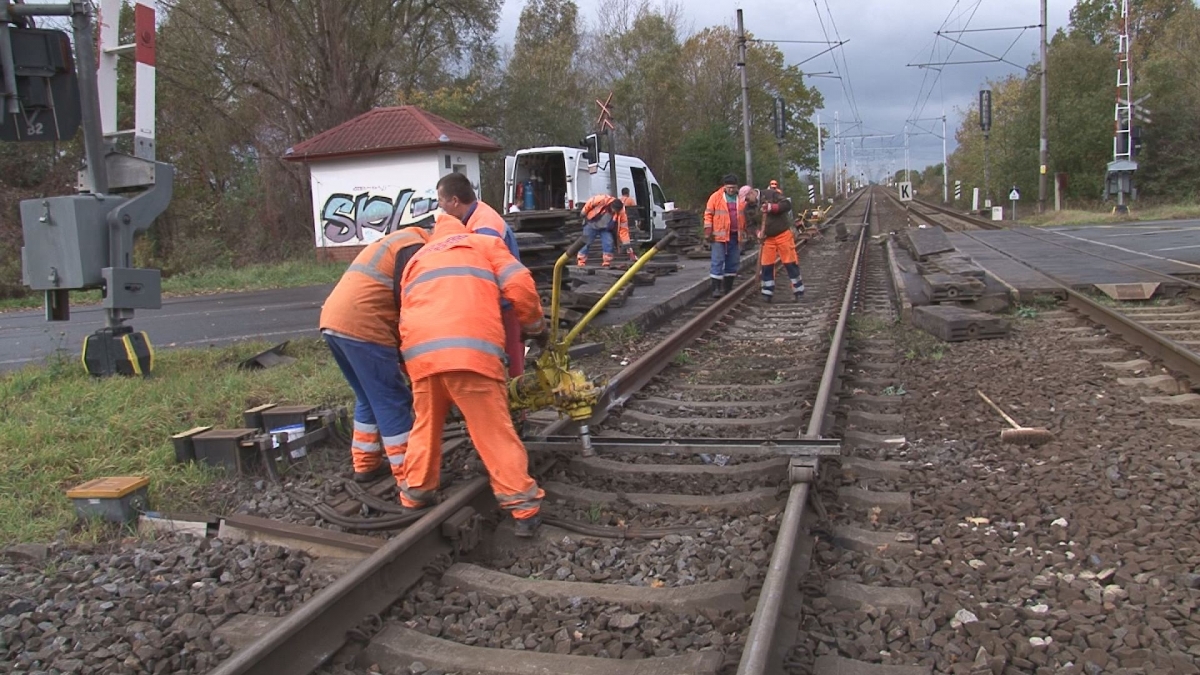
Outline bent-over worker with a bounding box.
[435,172,528,378]
[398,214,549,537]
[578,194,626,268]
[319,226,430,484]
[618,187,638,261]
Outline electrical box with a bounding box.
[20,194,127,291]
[102,267,162,310]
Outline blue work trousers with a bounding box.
[582,222,615,257]
[323,334,415,444]
[709,233,740,280]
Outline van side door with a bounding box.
[648,181,668,242]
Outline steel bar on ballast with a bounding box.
[209,477,491,675]
[738,193,872,675]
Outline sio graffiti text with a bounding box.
[321,188,438,244]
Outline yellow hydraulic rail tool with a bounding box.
[509,230,678,456]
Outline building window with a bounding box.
[445,155,452,169]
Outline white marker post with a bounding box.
[1009,186,1021,222]
[898,182,913,202]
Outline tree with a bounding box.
[502,0,587,149]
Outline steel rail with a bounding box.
[913,197,1003,230]
[890,193,1200,383]
[737,193,873,675]
[209,478,494,675]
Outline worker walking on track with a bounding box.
[577,194,626,268]
[398,213,549,537]
[619,187,638,262]
[319,226,430,484]
[757,180,805,302]
[436,172,528,378]
[703,174,747,298]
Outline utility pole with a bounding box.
[903,124,910,183]
[816,113,825,201]
[737,9,753,186]
[1038,0,1049,213]
[942,112,949,203]
[834,112,841,196]
[980,88,992,206]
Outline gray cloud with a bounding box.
[496,0,1073,179]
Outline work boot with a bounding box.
[576,253,587,268]
[761,292,773,304]
[514,515,543,538]
[627,248,638,262]
[723,277,735,294]
[399,502,433,516]
[353,465,392,483]
[793,282,806,300]
[711,278,723,298]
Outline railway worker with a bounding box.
[703,174,747,298]
[619,187,639,262]
[319,225,430,484]
[757,181,805,302]
[436,172,528,378]
[398,213,549,537]
[577,194,626,268]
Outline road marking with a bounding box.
[1045,229,1200,272]
[1155,244,1200,252]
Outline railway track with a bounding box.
[199,189,911,675]
[885,190,1200,385]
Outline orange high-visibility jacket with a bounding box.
[703,188,747,243]
[399,215,544,383]
[464,199,521,260]
[319,227,430,347]
[581,195,627,228]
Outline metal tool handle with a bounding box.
[566,235,588,258]
[654,230,678,249]
[976,390,1021,430]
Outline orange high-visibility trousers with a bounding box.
[400,371,544,519]
[759,230,799,266]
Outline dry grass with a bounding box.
[1019,203,1200,228]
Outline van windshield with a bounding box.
[513,152,569,210]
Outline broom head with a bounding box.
[1000,427,1054,447]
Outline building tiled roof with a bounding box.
[284,106,500,162]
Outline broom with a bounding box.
[976,390,1055,446]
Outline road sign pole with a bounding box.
[1038,0,1049,214]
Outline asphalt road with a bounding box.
[0,285,332,372]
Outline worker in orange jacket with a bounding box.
[398,214,549,537]
[319,226,430,484]
[618,187,638,261]
[578,194,626,268]
[436,172,529,378]
[757,180,805,302]
[703,174,747,298]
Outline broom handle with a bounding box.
[977,390,1022,430]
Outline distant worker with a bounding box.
[703,174,747,297]
[757,180,805,302]
[618,187,638,261]
[577,194,626,268]
[319,226,430,484]
[398,214,549,537]
[436,172,528,378]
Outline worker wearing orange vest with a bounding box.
[618,188,638,262]
[398,214,549,537]
[319,227,430,483]
[703,174,747,298]
[436,172,528,378]
[578,194,626,268]
[757,180,805,302]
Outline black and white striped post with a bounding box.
[954,180,962,202]
[807,184,816,204]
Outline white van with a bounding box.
[504,137,671,242]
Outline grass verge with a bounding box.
[0,338,348,543]
[0,259,347,312]
[1019,203,1200,228]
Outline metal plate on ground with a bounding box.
[920,273,987,303]
[528,436,843,458]
[1095,282,1160,301]
[905,226,954,260]
[911,304,1010,342]
[928,254,987,279]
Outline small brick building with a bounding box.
[284,106,501,262]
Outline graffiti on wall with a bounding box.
[320,188,439,244]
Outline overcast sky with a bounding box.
[496,0,1076,183]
